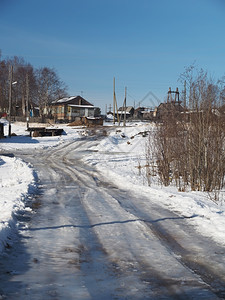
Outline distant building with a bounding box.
[117,106,134,119]
[155,87,186,121]
[156,101,186,120]
[134,107,157,120]
[50,96,95,122]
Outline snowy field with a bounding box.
[0,118,225,253]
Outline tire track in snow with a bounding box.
[102,179,225,299]
[45,143,159,299]
[0,137,222,299]
[58,137,225,298]
[55,142,221,299]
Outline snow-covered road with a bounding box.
[0,136,225,299]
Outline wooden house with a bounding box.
[117,106,134,119]
[156,101,186,120]
[134,107,157,120]
[50,96,95,122]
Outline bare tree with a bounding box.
[35,67,68,118]
[13,63,37,116]
[0,51,68,119]
[0,59,9,112]
[146,66,225,197]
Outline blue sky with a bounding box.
[1,0,225,112]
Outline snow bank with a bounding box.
[0,120,82,151]
[0,155,36,252]
[0,120,82,253]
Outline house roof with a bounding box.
[52,96,94,107]
[157,102,186,112]
[118,106,134,113]
[117,111,131,115]
[68,104,95,108]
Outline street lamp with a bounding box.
[26,73,29,130]
[8,65,17,137]
[8,81,17,137]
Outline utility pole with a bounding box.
[123,87,127,127]
[167,87,172,103]
[115,93,120,125]
[167,87,179,103]
[175,87,179,102]
[113,77,116,124]
[26,73,29,129]
[8,65,13,137]
[113,77,120,125]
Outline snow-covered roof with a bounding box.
[117,111,131,115]
[86,116,102,120]
[118,106,134,113]
[68,104,95,108]
[52,96,78,104]
[52,96,94,107]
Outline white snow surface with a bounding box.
[0,119,225,253]
[0,155,35,252]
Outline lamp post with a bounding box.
[8,65,17,137]
[8,66,12,137]
[26,73,29,129]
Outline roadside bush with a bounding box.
[146,67,225,197]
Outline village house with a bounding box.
[134,107,158,120]
[154,87,186,121]
[117,106,134,120]
[156,101,186,120]
[50,96,95,122]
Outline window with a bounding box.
[71,108,80,116]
